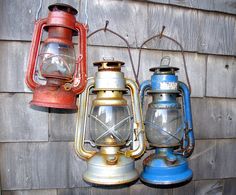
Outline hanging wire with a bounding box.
[84,0,88,25]
[137,26,192,93]
[87,21,139,85]
[35,0,43,21]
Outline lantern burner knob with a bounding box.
[93,60,125,72]
[48,3,78,15]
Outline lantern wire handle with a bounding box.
[87,21,139,85]
[83,0,89,26]
[137,26,192,94]
[160,56,171,67]
[35,0,43,21]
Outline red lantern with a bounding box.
[25,3,87,109]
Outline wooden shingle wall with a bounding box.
[0,0,236,194]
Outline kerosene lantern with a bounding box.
[25,3,87,109]
[140,58,195,185]
[75,60,145,185]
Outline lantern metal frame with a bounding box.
[139,62,195,185]
[74,60,145,185]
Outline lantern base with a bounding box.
[31,85,77,109]
[83,153,139,185]
[140,148,192,185]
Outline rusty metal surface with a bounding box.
[30,85,78,109]
[25,4,88,109]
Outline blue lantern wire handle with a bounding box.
[87,21,139,85]
[137,26,192,94]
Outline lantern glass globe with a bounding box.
[145,105,184,147]
[38,42,76,80]
[89,105,132,146]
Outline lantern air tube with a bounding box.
[140,80,151,107]
[179,81,195,157]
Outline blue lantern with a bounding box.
[140,57,195,185]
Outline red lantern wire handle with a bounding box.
[25,18,47,90]
[72,22,87,94]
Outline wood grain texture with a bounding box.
[129,183,172,195]
[140,0,236,15]
[1,1,235,56]
[189,139,236,180]
[2,190,57,195]
[192,98,236,139]
[195,180,224,195]
[167,0,236,15]
[223,178,236,195]
[212,0,236,15]
[172,181,195,195]
[147,4,236,55]
[1,140,236,190]
[146,4,198,52]
[0,142,88,190]
[0,42,30,92]
[206,56,236,98]
[91,186,130,195]
[85,1,236,55]
[0,93,48,142]
[80,0,148,48]
[0,0,80,41]
[58,188,91,195]
[198,13,236,56]
[49,109,77,141]
[0,0,36,41]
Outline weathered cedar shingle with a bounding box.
[0,93,48,142]
[0,142,88,190]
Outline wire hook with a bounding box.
[87,23,139,85]
[160,25,166,39]
[104,20,109,32]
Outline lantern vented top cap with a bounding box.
[93,59,124,71]
[150,66,179,73]
[48,3,78,15]
[150,56,179,74]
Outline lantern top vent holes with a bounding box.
[150,57,179,75]
[93,60,125,72]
